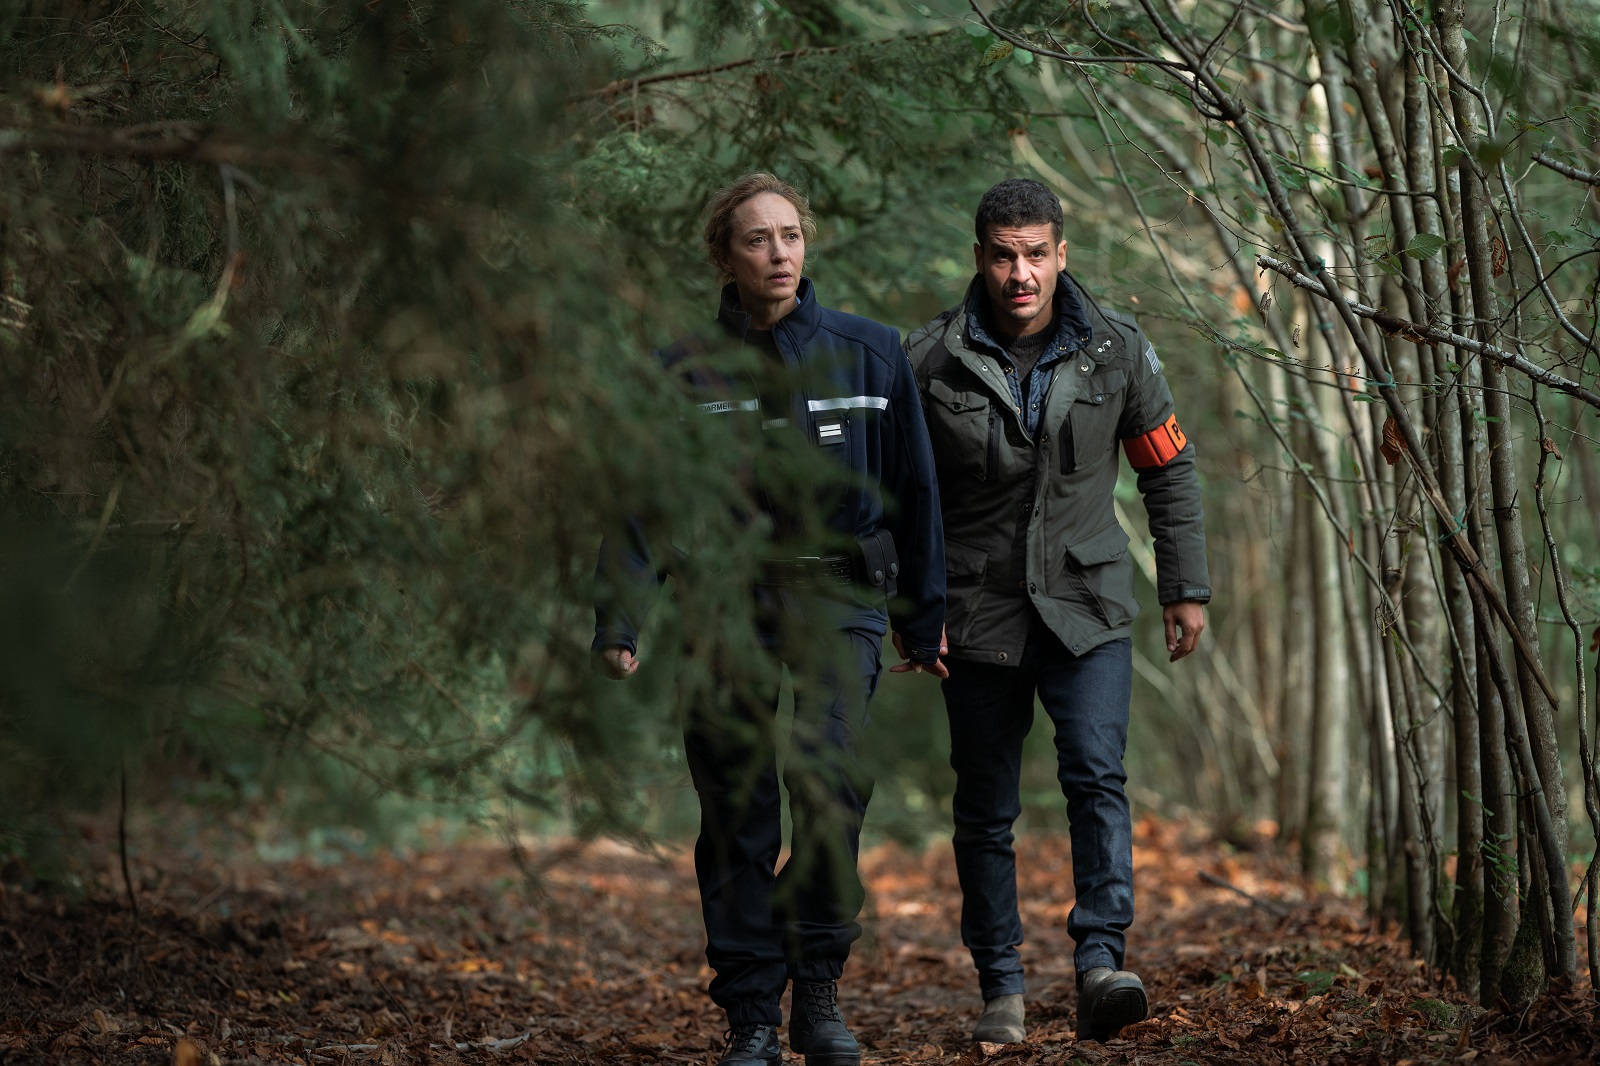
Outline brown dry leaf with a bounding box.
[1540,436,1564,460]
[632,1030,675,1045]
[1490,235,1508,277]
[1380,416,1404,465]
[10,814,1599,1064]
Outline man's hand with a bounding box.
[600,646,639,680]
[1163,601,1206,662]
[889,626,950,678]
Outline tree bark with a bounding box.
[1436,0,1574,982]
[1395,23,1484,994]
[1302,375,1351,890]
[1278,480,1315,846]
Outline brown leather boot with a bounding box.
[1076,968,1148,1041]
[971,993,1025,1043]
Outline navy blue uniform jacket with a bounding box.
[593,279,946,663]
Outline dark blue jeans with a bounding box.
[682,628,882,1027]
[942,624,1134,999]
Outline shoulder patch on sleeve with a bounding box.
[1143,342,1161,375]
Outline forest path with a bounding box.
[2,817,1595,1064]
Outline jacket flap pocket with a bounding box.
[1067,522,1130,567]
[944,535,988,579]
[1076,368,1127,405]
[928,377,988,414]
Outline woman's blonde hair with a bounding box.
[702,172,816,284]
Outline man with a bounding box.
[905,179,1209,1044]
[594,173,947,1066]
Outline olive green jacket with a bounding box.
[905,274,1210,665]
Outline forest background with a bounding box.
[2,0,1598,1011]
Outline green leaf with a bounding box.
[1404,233,1447,260]
[980,40,1013,65]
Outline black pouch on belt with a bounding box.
[852,529,900,600]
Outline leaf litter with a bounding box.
[2,815,1596,1064]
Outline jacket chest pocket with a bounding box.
[812,411,850,448]
[926,377,998,481]
[1061,367,1127,473]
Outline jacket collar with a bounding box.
[717,277,822,348]
[960,272,1094,358]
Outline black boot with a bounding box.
[716,1023,782,1065]
[789,981,861,1066]
[1075,967,1148,1042]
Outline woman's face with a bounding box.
[723,192,805,309]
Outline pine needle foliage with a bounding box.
[0,0,820,874]
[0,0,1039,877]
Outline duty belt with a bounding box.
[760,554,856,588]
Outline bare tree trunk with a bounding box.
[1396,24,1484,995]
[1437,0,1575,982]
[1381,608,1434,961]
[1278,481,1315,846]
[1303,398,1350,890]
[1467,571,1575,991]
[1426,64,1517,1004]
[1531,387,1598,1001]
[1477,619,1518,1004]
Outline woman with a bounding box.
[594,173,946,1066]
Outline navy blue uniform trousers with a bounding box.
[683,627,882,1027]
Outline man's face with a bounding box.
[724,192,805,307]
[974,223,1067,336]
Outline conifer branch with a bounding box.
[584,29,954,99]
[968,1,1191,72]
[1256,254,1600,411]
[0,122,318,170]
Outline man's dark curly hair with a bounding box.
[974,178,1063,243]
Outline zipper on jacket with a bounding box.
[986,408,1000,481]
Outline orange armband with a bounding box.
[1122,413,1188,470]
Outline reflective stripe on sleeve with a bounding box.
[1122,413,1188,469]
[807,395,889,412]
